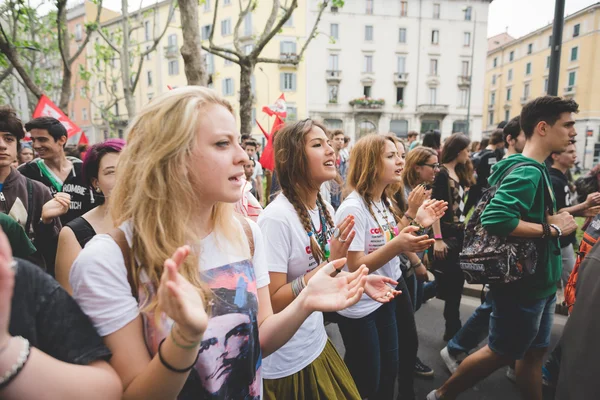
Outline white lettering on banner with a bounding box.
[70,202,82,210]
[62,184,86,196]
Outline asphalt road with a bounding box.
[326,295,566,400]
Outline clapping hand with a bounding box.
[393,225,436,253]
[407,185,432,217]
[329,215,356,261]
[363,275,402,303]
[41,193,71,223]
[415,199,448,228]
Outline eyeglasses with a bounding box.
[420,163,440,169]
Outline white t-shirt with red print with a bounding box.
[257,194,333,379]
[335,191,402,319]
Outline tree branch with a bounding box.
[56,0,70,68]
[0,23,43,99]
[97,28,120,53]
[201,44,239,64]
[295,0,329,60]
[252,0,297,57]
[254,0,280,52]
[232,0,252,54]
[69,0,104,65]
[0,65,14,85]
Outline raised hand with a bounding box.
[0,229,14,350]
[41,193,71,223]
[329,215,356,261]
[415,199,448,228]
[157,246,209,341]
[585,192,600,207]
[393,225,436,253]
[301,258,367,313]
[363,275,402,303]
[583,205,600,217]
[407,185,432,217]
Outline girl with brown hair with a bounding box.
[335,134,447,400]
[430,133,475,341]
[259,120,404,399]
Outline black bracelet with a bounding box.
[158,338,199,373]
[541,223,551,239]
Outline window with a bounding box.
[359,120,377,136]
[459,89,468,107]
[222,78,234,96]
[463,32,471,46]
[329,54,339,71]
[203,0,210,11]
[284,14,293,27]
[571,46,578,61]
[221,18,231,35]
[421,120,440,133]
[205,53,214,74]
[461,60,469,76]
[82,108,87,121]
[525,62,531,75]
[98,82,103,94]
[490,91,496,105]
[80,87,86,97]
[399,28,407,43]
[244,13,252,36]
[429,59,438,75]
[201,25,211,40]
[145,45,151,60]
[452,120,468,133]
[224,46,233,65]
[573,24,580,37]
[364,55,373,73]
[75,24,82,41]
[544,78,549,93]
[365,25,373,41]
[509,51,514,61]
[506,87,512,101]
[324,119,343,130]
[224,0,231,4]
[464,6,472,20]
[400,1,408,16]
[287,106,298,121]
[328,85,338,102]
[523,83,530,98]
[147,70,153,86]
[568,71,576,87]
[168,34,177,47]
[363,85,371,97]
[493,57,497,67]
[168,59,179,75]
[396,87,404,103]
[390,120,409,137]
[433,3,440,19]
[546,55,551,68]
[504,110,510,122]
[527,43,532,54]
[548,35,553,47]
[488,111,494,126]
[244,44,254,55]
[508,68,513,81]
[397,56,406,73]
[492,74,496,85]
[330,23,339,40]
[280,41,296,56]
[144,21,151,41]
[431,30,439,44]
[429,87,437,104]
[280,73,297,91]
[366,0,373,14]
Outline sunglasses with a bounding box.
[420,163,440,169]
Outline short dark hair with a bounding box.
[344,136,351,144]
[480,138,489,149]
[489,129,504,145]
[497,120,508,129]
[24,116,67,142]
[82,139,126,205]
[244,140,257,149]
[407,130,418,137]
[331,129,344,138]
[520,96,579,139]
[422,130,441,150]
[0,106,25,141]
[503,116,521,146]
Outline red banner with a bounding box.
[32,95,81,138]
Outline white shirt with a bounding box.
[257,194,333,379]
[335,191,402,319]
[252,160,264,180]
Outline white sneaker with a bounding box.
[440,346,460,374]
[506,366,516,383]
[426,389,441,400]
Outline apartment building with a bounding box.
[306,0,492,141]
[483,2,600,167]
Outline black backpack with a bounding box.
[460,162,553,284]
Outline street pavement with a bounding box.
[326,295,566,400]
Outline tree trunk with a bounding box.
[57,1,71,112]
[238,61,254,135]
[120,0,135,120]
[0,39,44,100]
[177,0,207,86]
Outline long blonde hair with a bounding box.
[110,86,248,315]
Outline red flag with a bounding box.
[258,94,286,171]
[78,132,89,145]
[32,95,81,138]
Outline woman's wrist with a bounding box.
[173,324,203,344]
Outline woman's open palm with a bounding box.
[415,199,448,228]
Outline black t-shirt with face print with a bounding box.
[549,167,577,248]
[9,259,111,365]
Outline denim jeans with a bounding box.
[337,300,399,400]
[447,290,493,356]
[404,271,425,313]
[395,277,418,399]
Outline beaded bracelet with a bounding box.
[291,274,307,298]
[170,328,200,350]
[0,336,31,390]
[158,338,199,373]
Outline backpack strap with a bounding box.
[496,161,555,214]
[235,214,255,258]
[25,178,34,237]
[107,228,138,300]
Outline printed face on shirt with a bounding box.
[379,140,404,186]
[0,132,18,168]
[29,128,67,160]
[93,152,119,198]
[544,111,577,153]
[305,126,337,185]
[190,104,249,204]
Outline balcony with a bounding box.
[326,70,342,83]
[564,86,576,95]
[457,75,471,87]
[416,104,449,115]
[488,103,495,110]
[393,72,409,86]
[520,96,529,105]
[163,44,178,59]
[279,53,299,68]
[504,102,512,110]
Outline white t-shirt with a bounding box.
[335,191,402,319]
[257,194,332,379]
[252,160,264,180]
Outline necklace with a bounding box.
[370,200,399,242]
[307,200,331,260]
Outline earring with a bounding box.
[95,187,102,193]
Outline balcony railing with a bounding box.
[520,96,529,105]
[326,70,342,82]
[457,75,471,87]
[416,104,449,115]
[488,103,495,110]
[564,86,576,95]
[163,44,178,58]
[393,72,409,86]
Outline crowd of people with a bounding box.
[0,90,598,400]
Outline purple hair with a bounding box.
[82,139,126,200]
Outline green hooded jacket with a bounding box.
[481,154,561,300]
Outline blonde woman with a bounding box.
[69,87,368,399]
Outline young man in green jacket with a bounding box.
[428,96,579,400]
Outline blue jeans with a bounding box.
[404,271,425,312]
[337,300,399,400]
[395,277,417,399]
[447,290,493,356]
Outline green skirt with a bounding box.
[263,339,361,400]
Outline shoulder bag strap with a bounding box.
[235,214,255,258]
[107,228,138,300]
[25,178,34,237]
